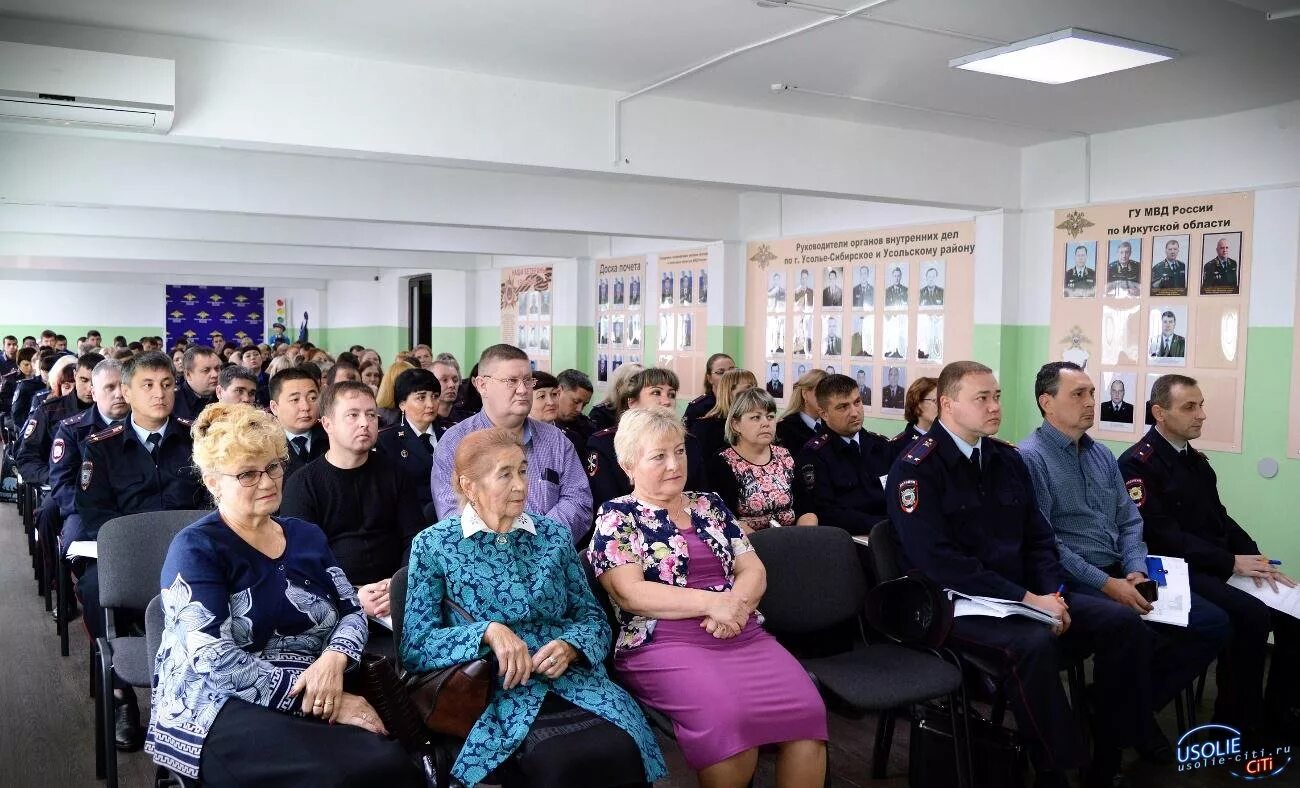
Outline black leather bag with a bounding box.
[909,703,1025,788]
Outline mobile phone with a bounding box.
[1136,579,1159,603]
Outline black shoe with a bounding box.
[1137,718,1173,764]
[114,693,144,752]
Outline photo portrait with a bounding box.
[767,314,786,356]
[613,276,624,305]
[699,269,708,304]
[1148,305,1188,366]
[1063,241,1097,298]
[851,365,873,407]
[794,268,815,310]
[767,270,786,311]
[852,264,875,309]
[882,366,906,410]
[679,269,694,305]
[792,315,812,356]
[822,314,843,356]
[628,275,641,306]
[884,263,910,310]
[1150,234,1190,296]
[658,313,673,349]
[1201,232,1242,295]
[917,313,943,362]
[660,272,674,306]
[598,277,609,306]
[822,266,844,308]
[918,261,945,308]
[765,362,785,399]
[883,313,908,359]
[1099,371,1137,430]
[1105,238,1142,298]
[851,314,873,358]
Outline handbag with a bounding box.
[908,702,1025,788]
[404,597,496,739]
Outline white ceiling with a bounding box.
[1,0,1297,145]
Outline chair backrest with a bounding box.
[390,564,409,656]
[868,518,905,584]
[98,509,212,611]
[748,526,868,634]
[865,573,954,649]
[145,594,164,665]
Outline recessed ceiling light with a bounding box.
[950,28,1177,84]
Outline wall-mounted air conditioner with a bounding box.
[0,41,175,133]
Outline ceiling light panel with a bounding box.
[950,28,1177,84]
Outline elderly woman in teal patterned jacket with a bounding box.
[400,427,665,787]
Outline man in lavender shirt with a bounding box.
[432,344,593,542]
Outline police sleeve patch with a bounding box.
[80,460,94,491]
[51,438,66,464]
[1126,478,1145,508]
[586,451,599,478]
[898,479,919,513]
[23,418,36,440]
[800,463,816,491]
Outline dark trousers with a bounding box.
[494,695,649,788]
[1189,571,1300,729]
[196,697,423,787]
[73,560,141,692]
[1066,581,1231,710]
[948,593,1150,772]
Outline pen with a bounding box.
[1056,584,1066,596]
[1269,560,1283,566]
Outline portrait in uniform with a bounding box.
[611,316,623,346]
[822,267,844,307]
[628,275,641,306]
[822,315,843,357]
[883,313,907,360]
[1150,234,1190,296]
[628,314,642,346]
[540,289,551,315]
[767,315,786,356]
[767,271,786,311]
[918,262,945,307]
[1098,372,1136,429]
[660,272,674,306]
[1063,241,1097,298]
[1201,232,1242,295]
[765,362,785,399]
[792,316,812,357]
[795,363,808,378]
[1148,307,1187,364]
[885,264,909,309]
[699,269,708,304]
[679,269,694,305]
[540,325,551,352]
[852,265,874,309]
[852,365,873,407]
[1105,238,1142,298]
[851,315,873,358]
[597,277,609,306]
[597,354,608,383]
[611,354,623,372]
[793,269,814,310]
[613,276,624,305]
[881,366,906,409]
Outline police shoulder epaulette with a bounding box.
[592,427,616,439]
[60,409,90,426]
[1130,442,1155,463]
[863,429,887,442]
[688,394,707,404]
[901,436,937,465]
[891,427,911,441]
[174,417,192,427]
[805,434,829,451]
[87,423,126,444]
[986,435,1017,451]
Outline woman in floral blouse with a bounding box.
[589,407,827,788]
[706,388,815,532]
[146,403,420,786]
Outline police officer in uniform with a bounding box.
[793,374,893,534]
[10,350,55,428]
[73,351,205,751]
[887,361,1147,788]
[16,353,100,484]
[585,368,706,512]
[170,345,221,421]
[683,353,735,431]
[375,367,442,522]
[1119,373,1300,735]
[1064,245,1097,297]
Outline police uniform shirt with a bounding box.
[776,411,820,453]
[376,417,438,520]
[886,421,1063,599]
[888,423,925,462]
[683,393,715,431]
[1202,257,1239,291]
[15,391,92,484]
[72,416,205,543]
[885,284,909,307]
[881,384,905,410]
[919,285,944,306]
[49,407,122,519]
[1064,266,1096,295]
[794,427,893,535]
[10,376,47,428]
[1118,426,1258,579]
[171,379,218,423]
[1151,259,1187,291]
[557,413,595,456]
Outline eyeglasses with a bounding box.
[222,459,288,487]
[482,375,537,391]
[922,397,938,404]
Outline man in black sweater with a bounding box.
[279,381,424,619]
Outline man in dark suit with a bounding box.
[885,267,908,307]
[613,277,624,304]
[628,276,641,306]
[822,268,843,307]
[661,273,673,305]
[269,367,329,478]
[767,272,786,308]
[1100,379,1134,424]
[881,367,905,409]
[679,270,693,304]
[1151,239,1187,294]
[852,265,874,308]
[1201,238,1239,294]
[1064,245,1096,297]
[793,269,814,309]
[824,316,842,356]
[1150,311,1186,358]
[854,368,872,406]
[919,267,944,306]
[766,363,784,398]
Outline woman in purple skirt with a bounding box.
[588,407,827,788]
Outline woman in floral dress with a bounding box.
[706,388,814,532]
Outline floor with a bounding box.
[0,500,1260,787]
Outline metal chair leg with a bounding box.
[98,637,118,788]
[58,558,71,657]
[871,709,896,779]
[93,643,106,779]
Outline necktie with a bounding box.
[146,433,161,454]
[969,446,982,476]
[1162,337,1170,355]
[420,433,434,455]
[292,435,309,458]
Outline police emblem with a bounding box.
[586,451,599,478]
[51,438,66,464]
[800,464,816,490]
[23,418,36,440]
[898,479,919,513]
[400,449,409,458]
[1125,479,1145,508]
[80,460,94,491]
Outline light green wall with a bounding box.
[552,325,594,374]
[312,326,404,362]
[709,325,747,368]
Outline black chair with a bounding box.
[95,509,210,787]
[749,526,968,786]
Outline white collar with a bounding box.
[938,419,981,460]
[460,503,535,539]
[799,411,818,431]
[130,416,165,446]
[284,428,311,449]
[1154,427,1189,453]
